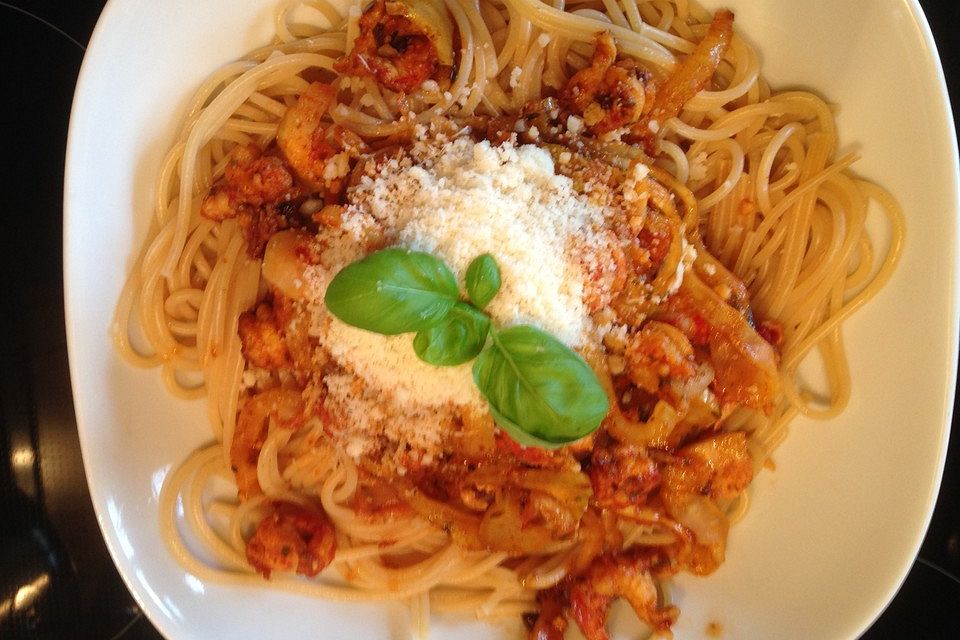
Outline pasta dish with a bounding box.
[113,0,904,637]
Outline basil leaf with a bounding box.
[324,248,459,335]
[472,325,609,446]
[465,253,501,309]
[413,302,490,366]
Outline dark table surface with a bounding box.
[1,1,957,638]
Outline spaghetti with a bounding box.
[114,0,905,637]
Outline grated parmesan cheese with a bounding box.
[322,372,457,464]
[299,137,615,462]
[324,325,484,409]
[296,135,679,469]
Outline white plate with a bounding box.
[64,1,959,638]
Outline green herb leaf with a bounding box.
[413,302,490,366]
[324,248,459,335]
[472,325,609,446]
[465,253,502,309]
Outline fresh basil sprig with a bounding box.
[324,248,608,447]
[324,248,458,335]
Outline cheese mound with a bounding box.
[319,138,611,410]
[301,136,624,466]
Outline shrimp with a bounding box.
[276,82,368,194]
[568,549,678,640]
[589,439,661,512]
[200,144,297,222]
[334,0,448,94]
[246,502,336,578]
[561,33,654,135]
[238,301,290,370]
[199,144,302,256]
[237,293,314,384]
